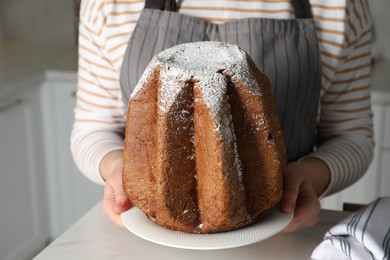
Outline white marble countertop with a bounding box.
[34,202,351,260]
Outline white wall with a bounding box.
[370,0,390,60]
[0,0,77,44]
[0,11,3,42]
[0,0,388,54]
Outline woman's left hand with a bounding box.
[280,158,330,233]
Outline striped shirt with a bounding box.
[71,0,374,196]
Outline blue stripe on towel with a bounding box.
[383,227,390,260]
[347,204,366,237]
[328,230,352,258]
[340,236,351,258]
[361,198,380,246]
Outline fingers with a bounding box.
[103,171,131,228]
[103,183,123,227]
[280,171,303,213]
[280,162,321,233]
[282,179,320,233]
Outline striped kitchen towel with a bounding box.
[312,196,390,260]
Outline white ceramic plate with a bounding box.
[121,205,293,250]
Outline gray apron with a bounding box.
[120,0,321,162]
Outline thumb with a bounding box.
[114,188,131,214]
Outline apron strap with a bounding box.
[144,0,176,11]
[291,0,313,19]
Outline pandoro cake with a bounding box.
[122,41,286,233]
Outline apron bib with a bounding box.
[120,0,321,162]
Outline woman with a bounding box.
[71,0,374,232]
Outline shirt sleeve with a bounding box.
[70,0,126,185]
[308,0,374,196]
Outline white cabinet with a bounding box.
[321,98,390,210]
[381,151,390,196]
[40,72,103,239]
[0,77,50,260]
[0,72,103,259]
[379,105,390,197]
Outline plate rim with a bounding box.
[121,205,293,250]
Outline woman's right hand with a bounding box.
[101,150,132,227]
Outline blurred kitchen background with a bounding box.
[0,0,389,259]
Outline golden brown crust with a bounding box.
[123,67,160,217]
[154,80,200,232]
[193,81,249,232]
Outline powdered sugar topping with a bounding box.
[131,41,262,101]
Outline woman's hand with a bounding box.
[100,150,131,227]
[280,158,330,233]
